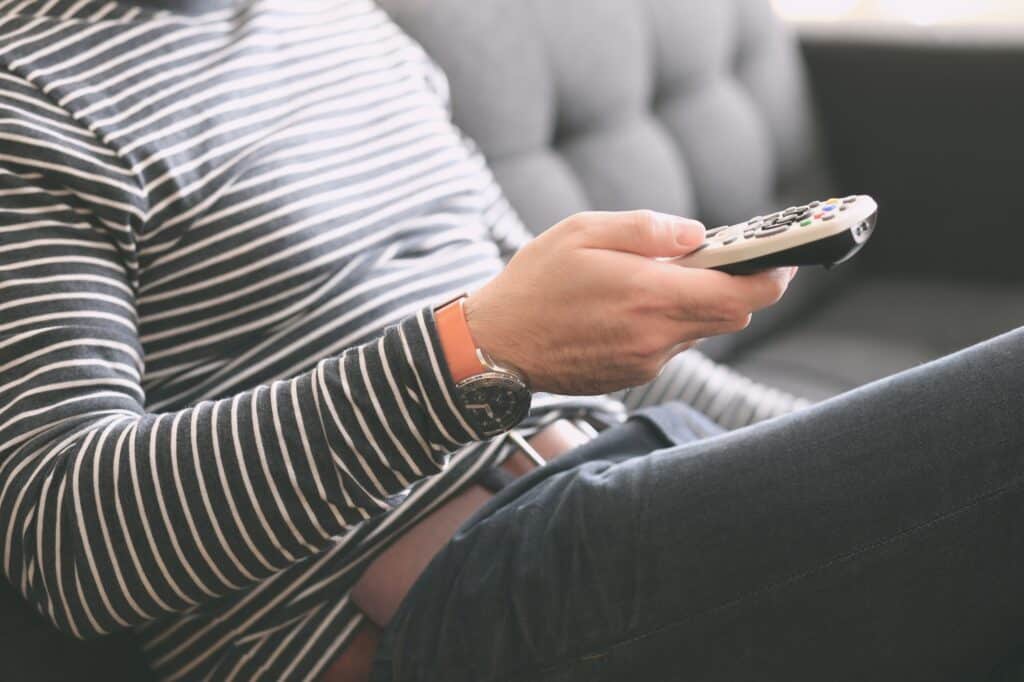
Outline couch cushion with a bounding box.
[731,277,1024,400]
[378,0,840,359]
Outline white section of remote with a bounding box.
[672,195,878,274]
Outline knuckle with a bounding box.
[558,212,599,242]
[562,212,591,234]
[629,209,662,240]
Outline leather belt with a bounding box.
[319,419,596,682]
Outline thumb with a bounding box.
[574,210,705,257]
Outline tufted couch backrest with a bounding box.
[378,0,833,234]
[379,0,841,358]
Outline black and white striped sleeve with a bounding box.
[0,88,476,639]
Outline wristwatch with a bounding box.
[433,295,531,438]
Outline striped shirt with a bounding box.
[0,1,807,679]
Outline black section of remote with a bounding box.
[672,195,878,274]
[716,213,878,275]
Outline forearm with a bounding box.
[0,310,474,638]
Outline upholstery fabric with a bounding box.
[377,0,839,358]
[378,0,832,228]
[378,0,1021,392]
[733,278,1024,400]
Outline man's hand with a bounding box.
[464,210,797,395]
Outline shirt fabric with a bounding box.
[0,1,805,679]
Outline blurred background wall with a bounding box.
[774,0,1024,25]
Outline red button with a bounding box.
[814,212,824,219]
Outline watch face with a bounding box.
[457,373,531,438]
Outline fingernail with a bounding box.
[788,266,799,281]
[674,220,705,246]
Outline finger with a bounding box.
[725,268,793,313]
[568,210,705,258]
[652,264,792,321]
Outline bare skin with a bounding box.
[325,211,796,681]
[465,210,796,395]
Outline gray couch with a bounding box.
[3,0,1022,679]
[381,0,1024,401]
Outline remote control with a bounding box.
[673,195,878,275]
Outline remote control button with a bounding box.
[809,201,821,208]
[814,212,824,219]
[706,226,730,238]
[794,210,811,221]
[756,225,790,237]
[843,196,857,204]
[839,206,848,212]
[822,214,835,221]
[688,242,710,254]
[823,205,836,212]
[721,236,739,245]
[800,219,812,227]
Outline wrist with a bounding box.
[434,296,487,384]
[433,295,532,438]
[461,292,526,383]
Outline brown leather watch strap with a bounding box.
[434,296,487,384]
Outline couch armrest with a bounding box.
[800,25,1024,282]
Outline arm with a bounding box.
[464,138,808,424]
[0,114,476,639]
[467,142,811,426]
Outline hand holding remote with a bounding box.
[464,210,795,395]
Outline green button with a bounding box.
[801,219,813,227]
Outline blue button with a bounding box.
[822,205,836,212]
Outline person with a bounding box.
[0,2,1020,681]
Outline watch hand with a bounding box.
[465,403,496,419]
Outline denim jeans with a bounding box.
[371,327,1024,682]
